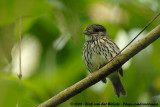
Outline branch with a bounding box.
[36,24,160,107]
[18,16,22,85]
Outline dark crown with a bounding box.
[86,24,106,33]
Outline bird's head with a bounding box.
[83,24,106,36]
[83,24,107,41]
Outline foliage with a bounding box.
[0,0,160,107]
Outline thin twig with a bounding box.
[106,12,160,65]
[18,16,22,86]
[118,12,160,54]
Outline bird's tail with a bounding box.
[109,72,126,98]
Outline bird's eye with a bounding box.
[94,29,99,32]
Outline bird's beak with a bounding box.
[83,30,90,35]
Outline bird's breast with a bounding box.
[90,51,107,71]
[86,41,108,72]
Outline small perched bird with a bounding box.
[82,24,126,98]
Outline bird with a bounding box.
[82,24,126,98]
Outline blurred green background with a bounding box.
[0,0,160,107]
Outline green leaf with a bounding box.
[0,23,15,69]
